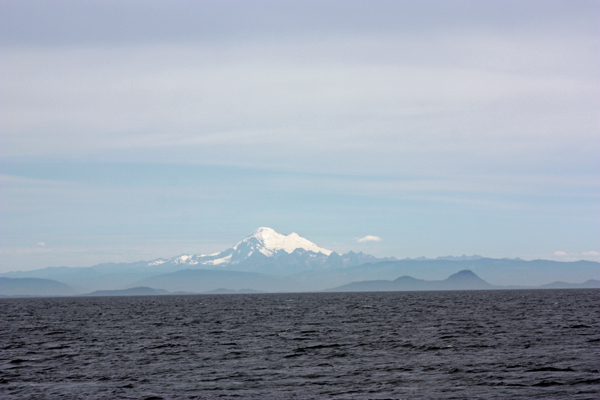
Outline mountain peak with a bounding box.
[451,269,478,277]
[251,227,283,240]
[238,227,332,256]
[443,270,493,289]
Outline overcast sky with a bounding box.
[1,0,598,271]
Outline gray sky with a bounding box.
[1,0,598,271]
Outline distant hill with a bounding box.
[325,270,494,292]
[441,270,495,290]
[0,277,77,297]
[134,269,304,293]
[325,270,496,292]
[202,288,266,294]
[325,270,600,292]
[293,258,600,290]
[80,286,169,297]
[540,279,600,289]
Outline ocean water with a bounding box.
[1,289,599,399]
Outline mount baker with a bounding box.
[146,227,395,274]
[3,227,598,294]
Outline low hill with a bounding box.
[80,286,169,297]
[293,258,600,290]
[326,270,497,292]
[134,269,304,293]
[202,288,266,294]
[540,279,600,289]
[0,277,77,297]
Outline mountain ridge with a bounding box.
[1,228,598,294]
[0,277,77,297]
[324,270,497,292]
[134,268,303,293]
[324,270,600,292]
[0,228,397,290]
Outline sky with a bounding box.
[1,0,599,272]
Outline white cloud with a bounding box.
[357,235,382,243]
[552,251,600,262]
[36,242,46,247]
[583,251,600,258]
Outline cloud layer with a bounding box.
[357,236,382,243]
[0,1,598,271]
[553,251,600,262]
[2,2,597,179]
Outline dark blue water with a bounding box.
[1,289,599,399]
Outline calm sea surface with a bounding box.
[1,290,599,399]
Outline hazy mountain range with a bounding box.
[325,270,600,292]
[0,277,77,297]
[1,227,598,296]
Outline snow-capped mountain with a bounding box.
[0,228,397,291]
[4,227,598,293]
[144,227,391,274]
[211,227,332,265]
[232,227,332,257]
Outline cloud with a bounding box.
[552,250,600,262]
[357,235,382,243]
[37,242,46,247]
[1,18,597,179]
[583,251,600,257]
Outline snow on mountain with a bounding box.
[232,227,332,257]
[145,227,333,271]
[204,254,232,265]
[121,227,400,276]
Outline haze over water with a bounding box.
[2,289,599,399]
